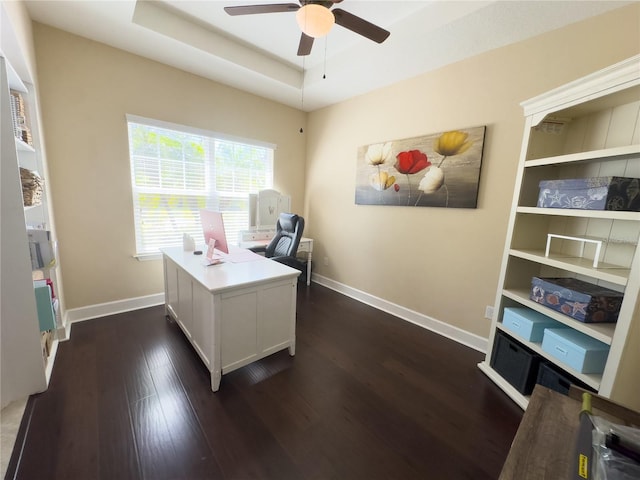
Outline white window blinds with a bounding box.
[127,117,274,256]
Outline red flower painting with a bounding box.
[394,150,431,174]
[393,150,431,204]
[355,126,486,208]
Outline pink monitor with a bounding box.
[199,210,229,254]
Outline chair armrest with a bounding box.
[248,245,267,254]
[271,256,304,271]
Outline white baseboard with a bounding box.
[55,321,71,342]
[311,273,488,353]
[64,293,165,325]
[63,278,488,354]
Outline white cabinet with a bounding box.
[165,257,213,368]
[175,264,213,367]
[479,55,640,410]
[165,259,179,318]
[162,248,298,391]
[177,268,194,338]
[219,281,295,371]
[191,283,213,367]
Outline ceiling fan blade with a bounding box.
[297,33,314,56]
[332,8,390,44]
[224,4,300,16]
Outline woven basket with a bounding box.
[20,167,43,207]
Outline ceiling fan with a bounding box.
[224,1,391,56]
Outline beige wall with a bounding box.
[32,5,639,336]
[32,24,306,310]
[2,1,36,81]
[303,3,640,338]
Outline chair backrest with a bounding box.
[265,213,304,258]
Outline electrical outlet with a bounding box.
[484,306,494,320]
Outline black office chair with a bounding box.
[251,213,306,274]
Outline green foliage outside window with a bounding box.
[128,120,273,255]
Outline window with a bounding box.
[127,116,274,257]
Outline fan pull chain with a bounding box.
[323,36,328,79]
[300,56,305,133]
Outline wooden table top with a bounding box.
[499,385,640,480]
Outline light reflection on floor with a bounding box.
[1,398,27,478]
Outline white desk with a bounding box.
[238,236,314,286]
[161,246,299,392]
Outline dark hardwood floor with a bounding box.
[7,284,523,480]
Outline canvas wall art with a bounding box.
[355,126,486,208]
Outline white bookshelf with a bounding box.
[0,8,61,406]
[478,55,640,411]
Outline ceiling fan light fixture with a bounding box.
[296,4,334,38]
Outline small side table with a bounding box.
[500,385,640,480]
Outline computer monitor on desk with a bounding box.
[200,209,229,254]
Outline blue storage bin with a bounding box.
[502,307,565,342]
[541,328,609,374]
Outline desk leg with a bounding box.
[210,370,221,392]
[306,251,312,286]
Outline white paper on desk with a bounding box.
[183,233,195,251]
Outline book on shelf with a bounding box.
[27,229,55,270]
[33,278,55,299]
[33,280,56,332]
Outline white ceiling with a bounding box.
[24,0,633,111]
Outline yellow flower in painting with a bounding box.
[433,131,473,157]
[365,142,393,166]
[370,171,396,191]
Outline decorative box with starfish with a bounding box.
[530,276,623,323]
[537,176,640,212]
